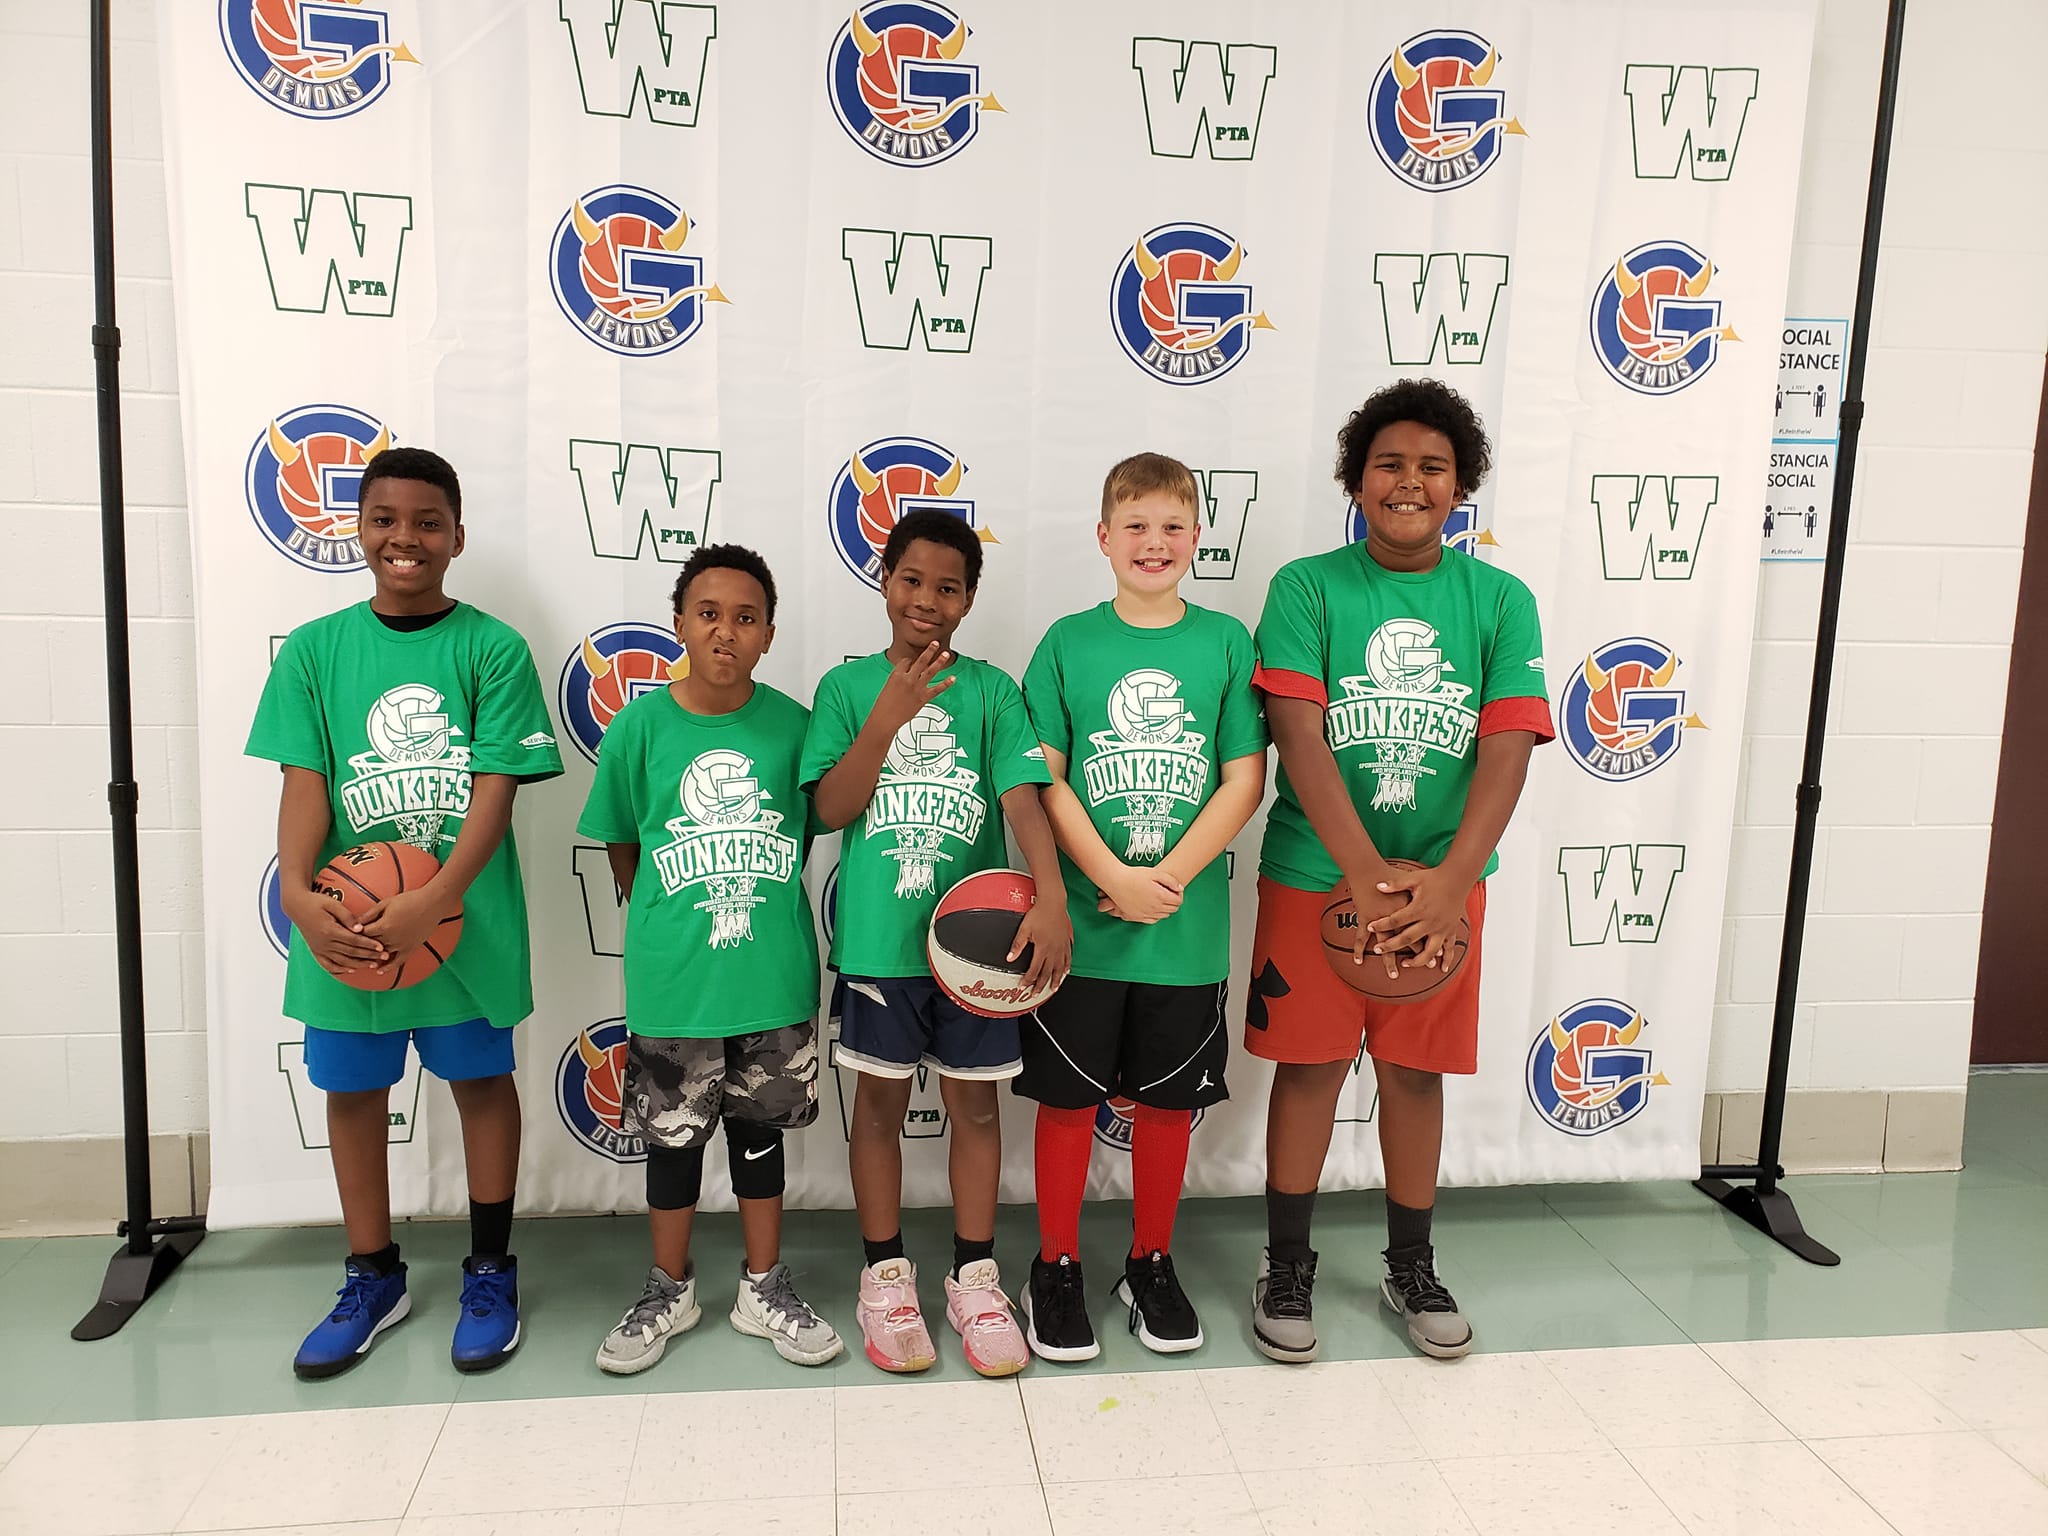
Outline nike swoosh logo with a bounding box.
[743,1145,774,1160]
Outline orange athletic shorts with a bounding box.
[1244,876,1486,1075]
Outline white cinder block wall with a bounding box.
[0,2,2039,1162]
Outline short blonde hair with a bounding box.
[1100,452,1198,523]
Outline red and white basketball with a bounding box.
[927,869,1059,1018]
[278,430,365,540]
[579,213,666,321]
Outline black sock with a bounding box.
[1266,1185,1316,1263]
[351,1242,401,1277]
[469,1197,514,1260]
[952,1232,995,1278]
[863,1231,907,1268]
[1385,1196,1433,1260]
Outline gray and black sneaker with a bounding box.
[731,1261,844,1366]
[1381,1246,1472,1359]
[1114,1250,1203,1354]
[1252,1247,1318,1364]
[1022,1254,1100,1362]
[596,1264,700,1376]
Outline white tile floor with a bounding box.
[1,1331,2044,1536]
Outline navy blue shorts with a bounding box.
[831,974,1022,1081]
[303,1017,515,1093]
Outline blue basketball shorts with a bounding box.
[831,974,1022,1081]
[304,1017,515,1093]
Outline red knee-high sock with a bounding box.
[1130,1104,1194,1257]
[1034,1104,1095,1261]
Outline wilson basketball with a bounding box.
[927,869,1060,1019]
[1320,859,1469,1004]
[310,841,463,991]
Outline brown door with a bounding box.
[1972,353,2048,1065]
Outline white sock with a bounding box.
[747,1267,773,1283]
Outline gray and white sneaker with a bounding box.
[1252,1247,1319,1364]
[731,1261,844,1366]
[596,1264,701,1375]
[1381,1247,1472,1359]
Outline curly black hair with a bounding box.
[358,446,462,521]
[671,542,778,622]
[883,509,983,591]
[1334,378,1493,500]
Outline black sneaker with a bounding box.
[1252,1247,1318,1364]
[1022,1254,1099,1362]
[1114,1249,1203,1354]
[1381,1245,1473,1359]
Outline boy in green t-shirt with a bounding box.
[579,544,843,1376]
[1018,453,1269,1361]
[802,510,1069,1379]
[1247,380,1553,1364]
[246,448,565,1380]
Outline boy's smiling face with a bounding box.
[882,536,974,659]
[673,566,773,690]
[1351,420,1460,568]
[358,476,462,605]
[1098,490,1198,595]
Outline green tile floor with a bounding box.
[3,1071,2041,1428]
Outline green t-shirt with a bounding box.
[1023,601,1268,985]
[576,683,821,1039]
[245,602,564,1035]
[800,652,1051,978]
[1255,543,1548,892]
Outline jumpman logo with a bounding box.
[1197,1070,1214,1091]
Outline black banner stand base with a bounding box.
[71,1219,208,1342]
[1695,1172,1840,1267]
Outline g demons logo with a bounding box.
[550,186,728,357]
[220,0,419,119]
[827,437,979,590]
[245,404,392,571]
[1558,636,1704,782]
[1526,999,1670,1136]
[1367,30,1524,190]
[828,2,1003,166]
[558,623,688,764]
[1589,240,1737,394]
[1109,222,1273,386]
[556,1019,644,1163]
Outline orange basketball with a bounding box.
[278,430,364,539]
[1319,859,1470,1004]
[311,841,463,991]
[254,0,312,71]
[579,213,665,320]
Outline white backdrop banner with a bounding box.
[162,0,1815,1227]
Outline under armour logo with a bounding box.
[1247,959,1291,1031]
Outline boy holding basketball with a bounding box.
[1018,453,1268,1360]
[580,544,844,1375]
[802,509,1069,1377]
[247,447,564,1379]
[1248,379,1552,1363]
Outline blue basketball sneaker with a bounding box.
[294,1259,410,1380]
[451,1255,521,1372]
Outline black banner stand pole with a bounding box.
[73,0,206,1343]
[1695,0,1910,1266]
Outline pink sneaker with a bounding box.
[945,1258,1029,1377]
[856,1258,936,1373]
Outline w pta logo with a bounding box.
[842,229,994,352]
[569,439,721,562]
[245,184,412,317]
[828,2,1003,166]
[1191,469,1259,580]
[1130,37,1277,159]
[1557,844,1685,945]
[1625,65,1758,180]
[1591,474,1717,579]
[559,0,717,125]
[1374,253,1510,366]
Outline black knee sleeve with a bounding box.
[645,1143,706,1211]
[723,1117,784,1200]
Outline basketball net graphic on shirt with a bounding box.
[867,702,988,898]
[1328,620,1478,812]
[653,748,798,947]
[1083,670,1210,861]
[338,684,472,853]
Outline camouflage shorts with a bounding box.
[623,1022,820,1151]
